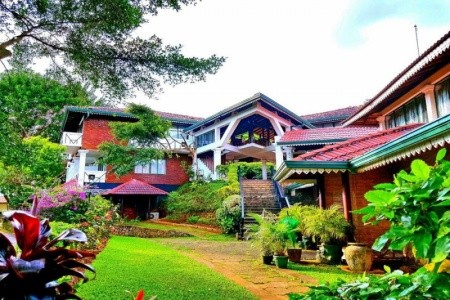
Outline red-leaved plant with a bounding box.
[0,209,95,299]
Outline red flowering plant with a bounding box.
[0,208,95,299]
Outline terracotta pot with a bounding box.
[287,248,302,263]
[344,243,373,272]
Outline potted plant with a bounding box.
[279,215,302,263]
[248,211,278,265]
[271,221,290,269]
[280,204,318,250]
[302,204,351,264]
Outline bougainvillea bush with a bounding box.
[35,181,120,250]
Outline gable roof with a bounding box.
[293,124,421,162]
[184,92,314,132]
[274,123,425,181]
[103,179,168,196]
[343,30,450,126]
[301,106,360,124]
[278,126,378,146]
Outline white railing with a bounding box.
[61,132,82,147]
[197,159,213,180]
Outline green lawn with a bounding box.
[288,263,362,284]
[76,236,257,300]
[125,221,236,241]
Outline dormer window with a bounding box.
[385,94,427,129]
[435,76,450,118]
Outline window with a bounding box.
[195,130,215,147]
[385,94,428,129]
[169,127,186,140]
[134,159,166,174]
[435,76,450,117]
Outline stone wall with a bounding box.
[111,225,192,238]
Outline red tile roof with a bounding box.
[103,179,168,195]
[279,126,378,145]
[154,111,203,122]
[294,124,422,162]
[301,106,360,122]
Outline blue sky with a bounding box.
[134,0,449,118]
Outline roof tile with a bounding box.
[103,179,168,195]
[294,123,422,162]
[279,126,378,144]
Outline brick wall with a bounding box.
[82,118,116,150]
[349,169,393,245]
[82,117,191,186]
[323,173,343,207]
[107,155,191,185]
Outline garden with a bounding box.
[1,152,449,299]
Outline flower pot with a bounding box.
[287,248,302,263]
[273,255,289,268]
[262,255,273,265]
[318,244,342,264]
[344,243,373,272]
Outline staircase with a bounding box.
[239,179,280,238]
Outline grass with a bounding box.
[76,236,257,300]
[124,220,236,241]
[288,263,362,284]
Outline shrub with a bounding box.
[290,148,450,299]
[165,180,228,215]
[216,195,241,234]
[187,215,200,224]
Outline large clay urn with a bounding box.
[344,243,373,272]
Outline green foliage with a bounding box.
[248,211,298,256]
[216,195,241,234]
[98,103,170,176]
[291,149,450,300]
[0,136,66,208]
[289,268,450,300]
[42,194,120,250]
[0,71,93,142]
[1,1,225,101]
[187,215,201,224]
[301,205,351,244]
[76,236,257,300]
[354,148,450,265]
[165,180,228,216]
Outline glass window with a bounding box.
[195,130,215,147]
[134,159,166,175]
[385,94,427,129]
[435,76,450,117]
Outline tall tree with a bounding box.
[0,71,93,207]
[0,0,225,101]
[0,70,93,143]
[98,103,171,176]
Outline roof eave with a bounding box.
[352,116,450,170]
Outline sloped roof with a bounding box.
[343,30,450,126]
[278,126,378,146]
[293,123,422,162]
[103,179,168,196]
[184,92,314,132]
[301,106,360,123]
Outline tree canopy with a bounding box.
[0,70,94,143]
[98,103,171,176]
[0,0,225,101]
[0,71,93,207]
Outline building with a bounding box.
[274,30,450,244]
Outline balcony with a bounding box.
[61,132,82,148]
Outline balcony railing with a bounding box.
[61,132,82,147]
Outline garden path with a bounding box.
[157,238,317,300]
